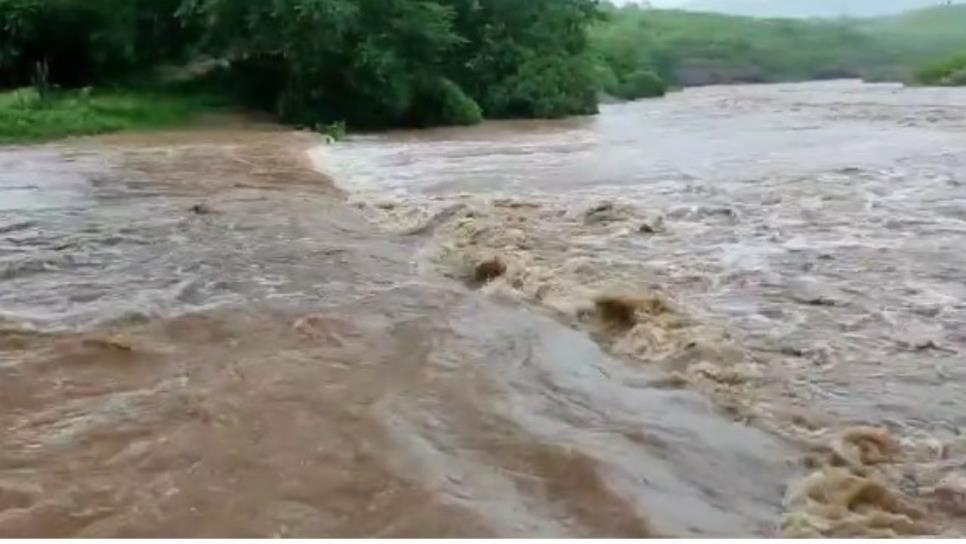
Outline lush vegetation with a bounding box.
[0,0,208,141]
[0,0,192,88]
[867,5,966,86]
[0,86,222,143]
[2,0,966,142]
[1,0,601,138]
[591,3,966,91]
[916,54,966,86]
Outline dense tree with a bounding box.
[182,0,465,126]
[0,0,191,88]
[4,0,965,134]
[1,0,600,126]
[181,0,600,125]
[445,0,600,118]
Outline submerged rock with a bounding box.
[583,201,622,225]
[932,473,966,515]
[474,257,507,284]
[593,293,672,330]
[190,203,214,215]
[638,214,666,234]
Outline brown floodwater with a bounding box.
[2,81,966,537]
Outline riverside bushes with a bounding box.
[3,0,966,142]
[917,54,966,86]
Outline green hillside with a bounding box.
[681,0,953,18]
[864,5,966,67]
[592,3,966,96]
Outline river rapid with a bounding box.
[2,81,966,536]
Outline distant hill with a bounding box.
[869,3,966,35]
[593,2,966,89]
[862,4,966,68]
[680,0,959,18]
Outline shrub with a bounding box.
[615,69,667,100]
[408,76,482,127]
[485,53,599,118]
[917,53,966,86]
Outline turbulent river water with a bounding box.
[3,81,966,537]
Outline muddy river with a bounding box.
[2,81,966,537]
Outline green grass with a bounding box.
[0,86,228,144]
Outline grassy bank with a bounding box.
[0,87,226,144]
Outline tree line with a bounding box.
[3,0,964,134]
[591,3,966,90]
[1,0,602,128]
